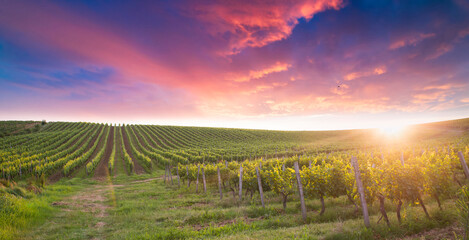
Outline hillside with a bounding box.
[1,119,468,181]
[1,118,469,240]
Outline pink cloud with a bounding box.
[422,83,464,90]
[229,62,291,82]
[389,32,435,50]
[412,91,448,104]
[425,43,453,60]
[344,66,386,81]
[186,0,343,54]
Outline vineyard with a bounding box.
[1,120,467,181]
[1,119,469,239]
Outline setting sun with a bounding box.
[377,124,408,137]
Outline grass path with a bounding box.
[21,173,161,240]
[23,183,111,240]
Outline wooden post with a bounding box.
[202,166,207,193]
[239,165,243,201]
[400,152,405,166]
[256,166,265,208]
[351,156,370,228]
[217,166,223,200]
[169,165,173,185]
[164,165,167,183]
[294,161,307,222]
[186,166,190,188]
[176,166,180,188]
[458,151,469,181]
[309,161,312,168]
[196,165,200,193]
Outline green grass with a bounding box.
[0,178,92,240]
[2,171,462,240]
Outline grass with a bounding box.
[2,170,462,240]
[0,178,92,240]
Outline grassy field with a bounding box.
[3,170,463,240]
[1,118,469,239]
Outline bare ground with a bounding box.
[51,184,112,240]
[121,127,145,174]
[48,127,94,183]
[49,125,103,182]
[192,216,265,231]
[132,177,163,183]
[400,223,463,240]
[69,125,106,178]
[139,126,159,149]
[94,126,114,179]
[142,126,167,149]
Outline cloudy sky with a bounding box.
[1,0,468,130]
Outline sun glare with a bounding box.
[377,124,408,137]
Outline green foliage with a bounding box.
[0,121,41,138]
[264,161,295,209]
[301,159,330,199]
[457,185,469,239]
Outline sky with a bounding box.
[1,0,469,130]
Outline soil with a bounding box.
[139,126,159,149]
[141,126,166,149]
[51,184,111,240]
[48,171,64,184]
[121,127,145,174]
[94,126,114,179]
[400,223,463,240]
[47,126,96,183]
[192,216,264,231]
[132,177,163,183]
[69,125,105,178]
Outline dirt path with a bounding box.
[94,126,114,178]
[50,184,111,240]
[400,223,462,240]
[115,127,128,175]
[122,126,145,174]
